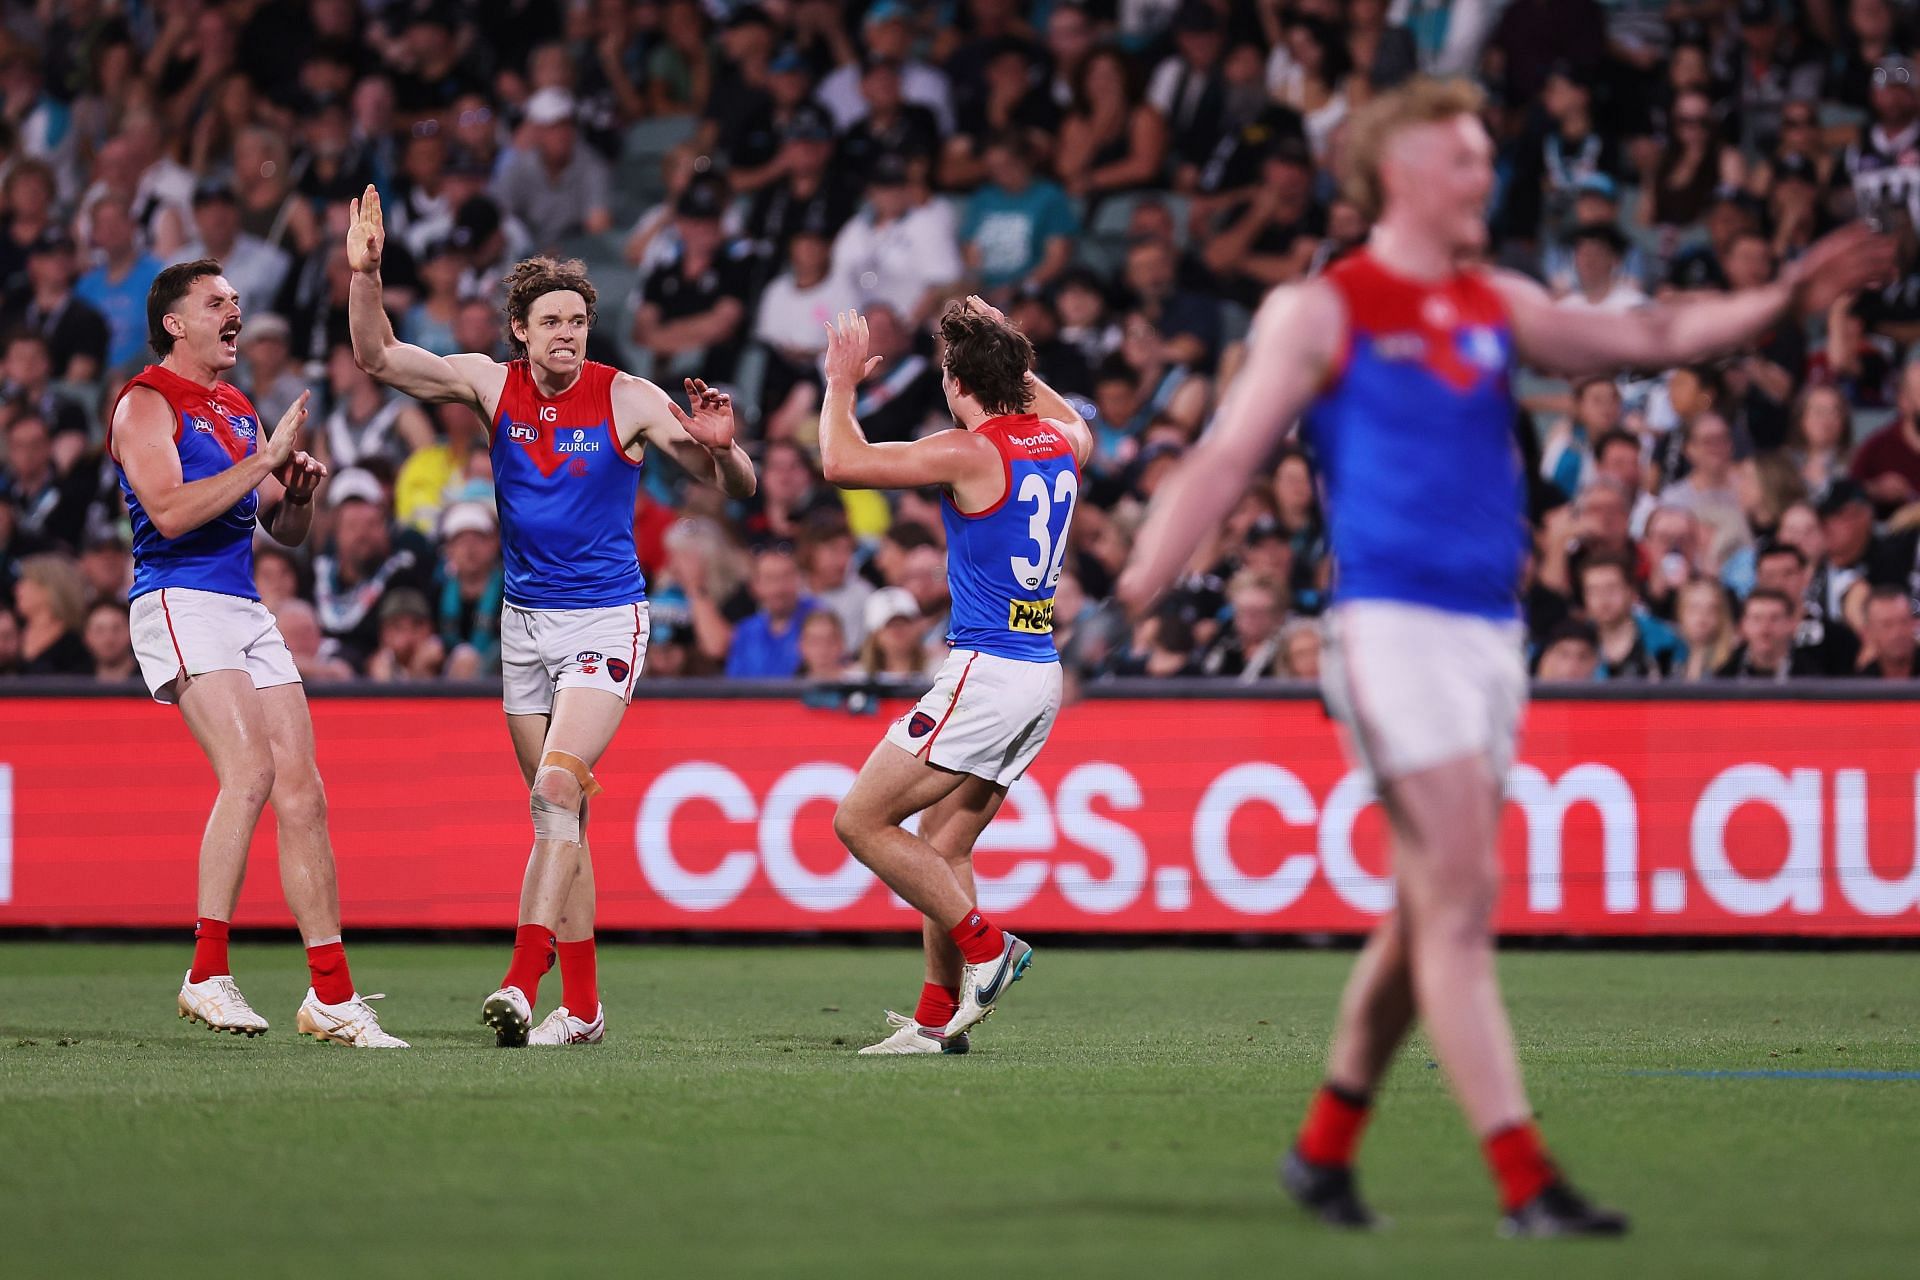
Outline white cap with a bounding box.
[326,467,385,510]
[440,499,498,539]
[524,87,576,127]
[864,586,919,633]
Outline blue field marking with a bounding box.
[1633,1070,1920,1082]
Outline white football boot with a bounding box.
[295,990,409,1048]
[858,1009,970,1055]
[528,1003,605,1046]
[482,986,533,1047]
[177,971,270,1036]
[944,933,1034,1039]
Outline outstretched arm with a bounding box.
[346,185,503,416]
[818,311,1001,496]
[623,374,757,498]
[1116,280,1344,613]
[1496,222,1894,376]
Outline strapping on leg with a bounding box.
[541,750,603,797]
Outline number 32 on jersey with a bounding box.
[1009,469,1078,593]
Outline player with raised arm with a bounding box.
[1116,78,1892,1237]
[822,300,1092,1053]
[346,187,756,1047]
[113,259,407,1048]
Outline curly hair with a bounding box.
[938,301,1034,416]
[501,256,598,358]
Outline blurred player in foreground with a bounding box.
[1117,78,1891,1236]
[822,300,1091,1052]
[346,187,756,1046]
[112,260,406,1047]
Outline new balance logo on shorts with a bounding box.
[1007,599,1054,634]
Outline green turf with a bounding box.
[2,942,1916,1278]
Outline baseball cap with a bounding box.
[1574,172,1619,202]
[451,195,502,249]
[770,45,809,75]
[864,0,911,27]
[1817,477,1871,517]
[1175,0,1222,33]
[242,312,292,345]
[870,150,912,187]
[676,175,729,221]
[440,499,498,540]
[864,586,920,632]
[1264,134,1313,170]
[192,177,238,207]
[524,87,576,127]
[378,587,431,623]
[786,103,835,143]
[1569,220,1628,252]
[326,467,386,510]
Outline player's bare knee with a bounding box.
[222,761,277,813]
[832,801,874,853]
[272,768,328,829]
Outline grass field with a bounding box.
[2,942,1916,1279]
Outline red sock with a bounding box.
[503,923,557,1002]
[189,917,230,983]
[1296,1083,1373,1169]
[306,941,354,1005]
[558,938,598,1015]
[947,910,1006,965]
[1484,1121,1558,1211]
[913,982,959,1029]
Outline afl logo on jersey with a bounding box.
[190,415,216,434]
[1463,327,1505,370]
[506,422,538,442]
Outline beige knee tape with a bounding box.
[530,751,600,843]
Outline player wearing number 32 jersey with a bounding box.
[345,186,757,1048]
[822,300,1091,1055]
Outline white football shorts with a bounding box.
[501,601,649,716]
[1320,599,1527,784]
[129,587,300,705]
[884,647,1064,787]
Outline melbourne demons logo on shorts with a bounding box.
[908,711,937,738]
[606,657,630,684]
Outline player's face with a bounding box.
[172,275,243,371]
[517,289,590,375]
[1390,115,1493,254]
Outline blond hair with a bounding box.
[1340,76,1485,222]
[17,553,88,631]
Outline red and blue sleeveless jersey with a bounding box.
[940,413,1079,663]
[1304,251,1527,621]
[110,364,263,602]
[490,359,646,609]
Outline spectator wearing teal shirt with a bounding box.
[961,132,1079,300]
[73,196,162,375]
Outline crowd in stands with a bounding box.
[3,0,1920,687]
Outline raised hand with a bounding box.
[962,294,1006,323]
[670,377,736,450]
[1788,222,1897,316]
[823,311,884,388]
[262,390,310,470]
[346,184,385,274]
[277,450,327,503]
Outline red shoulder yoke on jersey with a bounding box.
[1318,250,1512,395]
[954,412,1078,518]
[108,364,255,465]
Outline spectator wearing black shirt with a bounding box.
[18,233,109,384]
[0,412,92,549]
[1860,582,1918,677]
[389,6,487,117]
[313,469,430,671]
[731,46,833,195]
[1148,2,1230,175]
[1122,235,1220,373]
[633,179,756,378]
[1719,587,1832,679]
[1754,539,1862,675]
[11,552,90,674]
[1722,230,1805,450]
[1054,45,1170,212]
[745,106,862,282]
[838,303,942,445]
[834,58,942,186]
[1200,570,1288,680]
[943,37,1060,191]
[1201,134,1324,309]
